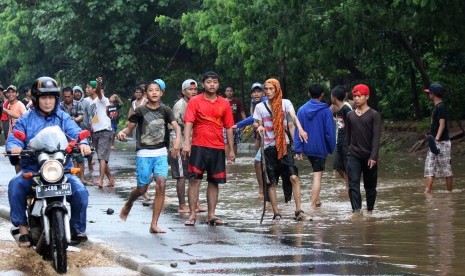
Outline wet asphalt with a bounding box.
[0,143,420,275]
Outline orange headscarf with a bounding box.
[265,78,287,159]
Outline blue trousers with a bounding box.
[346,155,378,212]
[8,170,89,234]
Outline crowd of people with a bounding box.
[0,71,454,246]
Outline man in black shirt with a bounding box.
[424,83,453,193]
[346,84,381,216]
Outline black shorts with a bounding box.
[169,154,188,179]
[307,156,326,172]
[333,144,348,171]
[188,145,226,183]
[264,146,298,185]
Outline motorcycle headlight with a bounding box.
[41,160,64,183]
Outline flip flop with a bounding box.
[427,135,440,155]
[184,219,196,226]
[207,217,228,226]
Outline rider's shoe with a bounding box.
[70,233,88,245]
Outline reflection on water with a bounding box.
[425,194,454,275]
[184,153,464,275]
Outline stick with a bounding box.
[259,137,269,224]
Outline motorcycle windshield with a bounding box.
[28,126,69,152]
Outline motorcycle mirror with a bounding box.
[13,130,26,141]
[78,130,90,141]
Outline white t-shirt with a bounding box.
[88,96,112,132]
[253,99,294,148]
[137,148,168,157]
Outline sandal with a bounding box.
[272,213,282,221]
[18,234,31,248]
[207,217,228,226]
[184,219,196,226]
[294,210,305,221]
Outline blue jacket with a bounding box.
[6,108,87,170]
[294,99,335,158]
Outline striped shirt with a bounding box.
[253,99,294,148]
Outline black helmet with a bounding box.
[31,77,60,112]
[31,76,60,98]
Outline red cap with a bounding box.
[352,84,370,96]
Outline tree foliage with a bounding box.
[1,0,464,119]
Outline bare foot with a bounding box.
[107,176,115,187]
[81,179,93,186]
[178,205,190,213]
[119,204,132,221]
[93,179,104,188]
[195,205,207,213]
[149,226,166,234]
[350,210,363,220]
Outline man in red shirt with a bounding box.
[182,71,235,226]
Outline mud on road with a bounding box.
[0,219,118,276]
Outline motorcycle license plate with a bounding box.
[35,184,72,198]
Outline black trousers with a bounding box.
[347,155,378,212]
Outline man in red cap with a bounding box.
[345,84,381,216]
[423,82,453,193]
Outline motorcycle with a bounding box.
[7,126,89,274]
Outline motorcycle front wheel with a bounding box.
[50,209,68,274]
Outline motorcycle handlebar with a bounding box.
[4,150,36,157]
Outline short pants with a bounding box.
[424,140,453,178]
[307,156,326,172]
[223,128,241,144]
[188,145,226,183]
[333,144,348,171]
[92,130,112,162]
[264,146,298,185]
[136,155,168,185]
[169,154,188,179]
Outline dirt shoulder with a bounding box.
[381,120,465,157]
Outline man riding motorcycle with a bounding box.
[6,76,91,248]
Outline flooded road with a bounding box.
[191,153,465,275]
[1,145,464,275]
